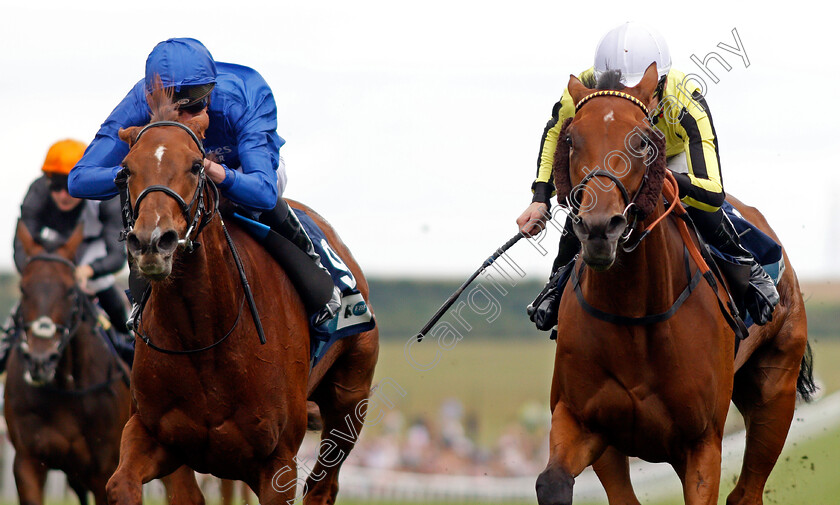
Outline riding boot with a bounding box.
[527,216,581,331]
[260,199,341,328]
[695,209,780,325]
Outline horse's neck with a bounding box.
[56,320,109,389]
[580,205,685,314]
[148,221,240,337]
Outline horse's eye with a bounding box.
[565,135,573,147]
[191,161,203,174]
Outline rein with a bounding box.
[17,255,83,358]
[566,90,658,247]
[17,254,129,394]
[118,122,213,253]
[120,121,267,354]
[570,172,748,340]
[566,91,748,341]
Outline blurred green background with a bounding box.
[1,275,838,504]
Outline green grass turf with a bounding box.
[4,338,837,505]
[332,420,840,505]
[369,336,556,446]
[369,337,840,445]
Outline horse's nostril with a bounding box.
[126,233,144,256]
[156,229,179,254]
[606,215,628,237]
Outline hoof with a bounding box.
[536,465,574,505]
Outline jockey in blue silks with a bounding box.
[69,37,340,331]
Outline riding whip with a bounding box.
[414,232,523,342]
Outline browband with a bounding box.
[575,90,650,117]
[133,121,205,158]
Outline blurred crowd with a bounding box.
[298,398,551,477]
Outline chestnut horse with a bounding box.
[104,85,379,505]
[5,222,131,505]
[536,64,813,505]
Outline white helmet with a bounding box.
[594,22,671,87]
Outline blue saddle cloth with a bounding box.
[711,201,785,327]
[230,209,375,367]
[293,209,376,366]
[714,201,785,284]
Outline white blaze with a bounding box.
[603,110,615,122]
[154,145,166,165]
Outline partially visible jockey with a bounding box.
[519,22,779,331]
[0,139,132,371]
[68,37,341,332]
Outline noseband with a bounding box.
[117,121,217,252]
[567,90,655,249]
[117,120,267,353]
[17,254,84,358]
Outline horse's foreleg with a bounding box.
[162,467,205,505]
[12,454,47,505]
[106,414,187,505]
[255,448,303,505]
[68,479,90,505]
[592,447,641,505]
[536,404,607,505]
[675,437,723,505]
[727,332,804,505]
[87,474,110,505]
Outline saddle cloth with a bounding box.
[292,209,376,367]
[717,201,785,284]
[710,201,785,327]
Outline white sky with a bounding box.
[2,1,837,280]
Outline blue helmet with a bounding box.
[145,38,217,107]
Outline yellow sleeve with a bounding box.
[535,89,575,184]
[532,68,594,203]
[673,93,725,212]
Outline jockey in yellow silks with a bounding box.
[519,22,779,331]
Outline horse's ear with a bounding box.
[185,111,210,140]
[631,62,660,107]
[56,224,85,261]
[119,126,142,146]
[16,220,43,257]
[567,75,589,105]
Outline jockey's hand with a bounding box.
[204,159,226,185]
[75,264,94,293]
[516,202,549,237]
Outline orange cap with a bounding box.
[41,139,87,175]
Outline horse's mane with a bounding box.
[552,69,667,219]
[583,69,626,91]
[147,75,179,123]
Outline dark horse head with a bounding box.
[117,78,211,280]
[15,221,86,385]
[553,63,668,270]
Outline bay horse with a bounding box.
[536,64,813,505]
[104,84,379,505]
[5,222,131,505]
